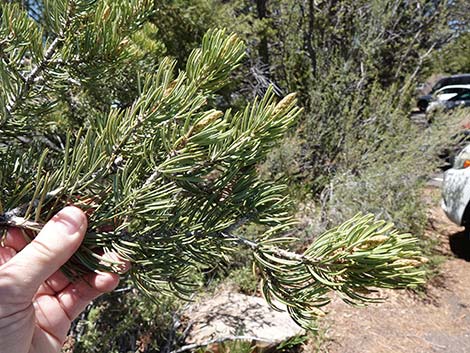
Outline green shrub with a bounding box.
[314,92,466,235]
[71,289,182,353]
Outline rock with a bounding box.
[182,291,305,351]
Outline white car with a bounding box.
[442,144,470,228]
[417,74,470,112]
[426,85,470,113]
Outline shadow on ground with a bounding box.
[449,229,470,261]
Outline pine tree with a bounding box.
[0,0,426,329]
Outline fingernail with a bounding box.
[94,272,120,292]
[52,206,87,235]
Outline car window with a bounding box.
[433,79,452,92]
[432,76,470,92]
[451,91,470,101]
[440,88,465,95]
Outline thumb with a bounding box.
[6,206,87,295]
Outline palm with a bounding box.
[0,208,120,353]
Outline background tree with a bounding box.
[432,32,470,74]
[199,0,457,231]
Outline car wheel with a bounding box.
[462,203,470,235]
[418,100,429,112]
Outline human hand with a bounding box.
[0,206,121,353]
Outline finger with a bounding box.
[36,246,128,297]
[45,270,72,292]
[4,206,87,294]
[33,294,71,344]
[36,270,72,296]
[33,272,119,342]
[56,272,120,320]
[30,325,63,353]
[0,246,16,265]
[2,227,29,251]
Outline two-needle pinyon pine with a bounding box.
[0,0,426,328]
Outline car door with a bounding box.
[442,145,470,225]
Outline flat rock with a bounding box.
[183,291,305,349]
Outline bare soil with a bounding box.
[306,187,470,353]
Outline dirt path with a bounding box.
[308,187,470,353]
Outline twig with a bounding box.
[180,321,193,343]
[170,335,274,353]
[2,0,76,123]
[162,312,182,353]
[0,215,43,231]
[220,231,258,250]
[144,170,160,186]
[217,229,323,265]
[400,43,436,97]
[1,186,64,224]
[112,286,133,293]
[162,293,196,353]
[5,36,63,116]
[15,135,63,152]
[394,41,438,108]
[106,114,145,171]
[0,49,27,83]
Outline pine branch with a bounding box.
[0,45,27,84]
[3,186,64,221]
[0,215,43,232]
[14,135,62,152]
[4,9,70,120]
[255,214,427,328]
[0,3,428,330]
[6,37,61,114]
